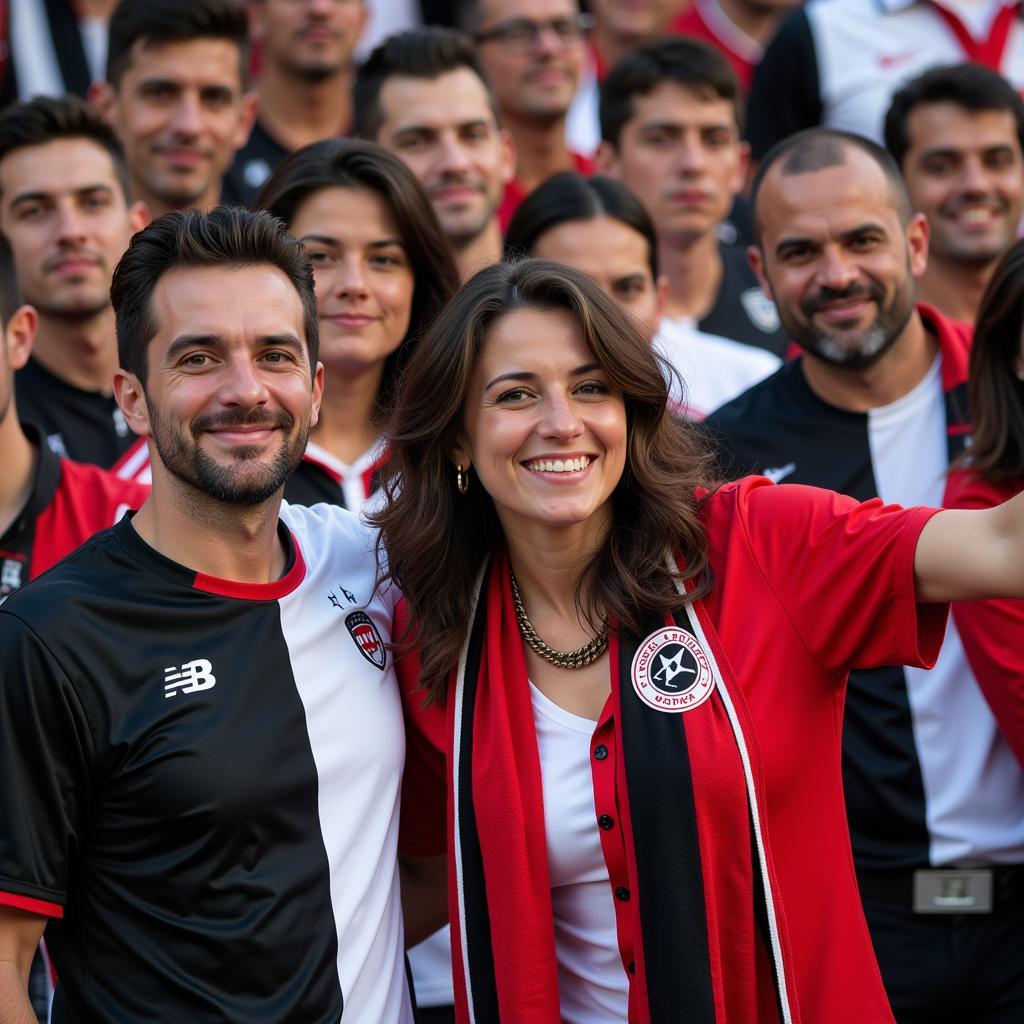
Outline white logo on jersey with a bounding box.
[740,287,781,333]
[164,659,217,698]
[763,462,797,484]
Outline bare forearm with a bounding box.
[0,962,37,1024]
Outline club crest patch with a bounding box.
[345,611,386,670]
[631,626,714,713]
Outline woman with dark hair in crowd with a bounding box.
[257,138,459,511]
[377,257,1024,1024]
[947,238,1024,770]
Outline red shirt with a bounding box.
[498,150,597,233]
[946,469,1024,770]
[673,1,760,93]
[401,478,946,1023]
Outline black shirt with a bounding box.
[223,119,291,209]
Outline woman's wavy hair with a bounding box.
[256,138,460,419]
[964,238,1024,482]
[372,258,716,701]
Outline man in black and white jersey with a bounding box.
[706,129,1024,1022]
[0,207,413,1022]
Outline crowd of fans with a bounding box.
[2,1,1024,1022]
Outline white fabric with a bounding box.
[807,0,1024,143]
[357,0,421,60]
[302,438,387,516]
[10,0,64,99]
[407,928,454,1009]
[565,49,601,158]
[866,358,1024,866]
[279,503,414,1023]
[655,316,781,420]
[531,683,629,1024]
[79,16,110,84]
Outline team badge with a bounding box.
[740,287,780,333]
[345,611,386,670]
[630,626,714,714]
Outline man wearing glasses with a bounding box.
[463,0,594,226]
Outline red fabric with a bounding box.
[917,302,972,394]
[30,460,149,580]
[498,151,597,232]
[672,5,756,92]
[945,470,1024,769]
[0,890,62,918]
[930,1,1020,69]
[400,478,947,1023]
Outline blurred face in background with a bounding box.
[588,0,687,48]
[532,215,665,336]
[254,0,367,80]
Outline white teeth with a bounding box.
[526,456,591,473]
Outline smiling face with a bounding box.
[533,216,662,336]
[375,68,513,247]
[0,137,146,319]
[751,148,927,369]
[288,185,415,376]
[453,305,627,536]
[131,263,322,505]
[900,102,1024,267]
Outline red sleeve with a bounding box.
[946,471,1024,769]
[395,600,449,858]
[718,477,948,677]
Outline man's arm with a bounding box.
[399,853,448,949]
[0,907,45,1024]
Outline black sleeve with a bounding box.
[745,9,823,161]
[0,612,94,914]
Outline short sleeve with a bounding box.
[0,611,94,917]
[724,479,947,676]
[394,602,448,858]
[745,9,823,160]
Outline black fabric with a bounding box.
[43,0,91,96]
[223,119,292,209]
[284,458,347,508]
[455,563,501,1023]
[15,357,134,469]
[618,609,715,1024]
[0,517,343,1023]
[745,9,822,160]
[701,244,789,358]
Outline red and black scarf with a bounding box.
[445,548,800,1023]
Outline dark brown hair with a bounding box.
[371,258,715,700]
[964,237,1024,481]
[257,138,459,419]
[111,205,319,382]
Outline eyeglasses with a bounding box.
[475,13,593,52]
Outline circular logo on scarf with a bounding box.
[631,626,714,714]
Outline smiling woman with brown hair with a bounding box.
[376,256,1024,1024]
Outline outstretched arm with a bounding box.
[915,493,1024,602]
[0,906,45,1024]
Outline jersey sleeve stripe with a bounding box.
[0,890,64,918]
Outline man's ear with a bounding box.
[88,80,117,125]
[310,361,324,431]
[596,140,620,177]
[748,244,771,299]
[4,304,37,370]
[234,91,260,151]
[114,369,151,438]
[128,200,150,233]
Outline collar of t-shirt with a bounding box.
[880,0,1020,57]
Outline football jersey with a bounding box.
[705,305,1024,870]
[222,118,291,210]
[15,356,135,469]
[0,504,412,1023]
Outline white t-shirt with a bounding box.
[531,683,629,1024]
[655,317,781,420]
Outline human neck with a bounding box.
[256,64,352,151]
[130,474,288,583]
[137,177,220,220]
[592,23,646,70]
[660,231,723,321]
[32,307,119,393]
[311,362,384,464]
[801,312,939,412]
[454,219,504,282]
[0,412,37,538]
[915,256,993,325]
[716,0,782,46]
[504,113,574,192]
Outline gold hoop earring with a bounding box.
[456,464,469,494]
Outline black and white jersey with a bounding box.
[15,357,135,469]
[0,504,412,1023]
[746,0,1024,159]
[700,244,789,358]
[705,306,1024,871]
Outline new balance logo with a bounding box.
[164,659,217,698]
[763,462,797,484]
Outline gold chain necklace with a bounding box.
[509,571,608,669]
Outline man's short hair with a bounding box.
[110,206,319,383]
[0,95,131,199]
[106,0,250,87]
[0,235,22,326]
[600,37,744,148]
[750,129,913,241]
[353,26,499,140]
[884,62,1024,168]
